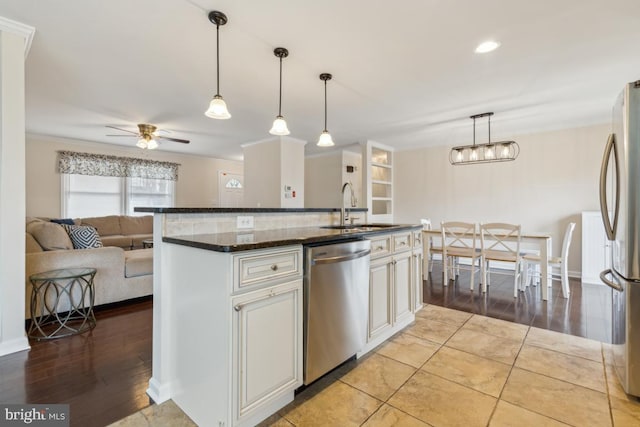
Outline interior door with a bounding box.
[219,172,244,207]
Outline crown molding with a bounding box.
[0,16,36,58]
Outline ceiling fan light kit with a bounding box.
[204,10,231,119]
[106,123,190,149]
[269,47,291,136]
[449,112,519,165]
[317,73,335,147]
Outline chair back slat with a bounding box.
[561,222,576,263]
[480,223,522,260]
[441,221,477,251]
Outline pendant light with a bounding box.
[317,73,335,147]
[269,47,290,135]
[449,112,519,165]
[204,11,231,119]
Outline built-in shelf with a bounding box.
[362,141,393,222]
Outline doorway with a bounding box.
[218,171,244,207]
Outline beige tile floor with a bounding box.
[109,305,640,427]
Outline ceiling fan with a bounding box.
[106,123,190,149]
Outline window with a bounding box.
[126,177,174,216]
[58,151,179,218]
[62,175,175,217]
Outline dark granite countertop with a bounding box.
[135,207,368,214]
[163,224,421,252]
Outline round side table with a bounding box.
[28,267,97,340]
[142,239,153,249]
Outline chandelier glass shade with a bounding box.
[449,112,519,165]
[204,11,231,119]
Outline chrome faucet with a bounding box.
[340,182,357,226]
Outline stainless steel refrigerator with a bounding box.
[599,80,640,397]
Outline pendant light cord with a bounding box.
[488,114,491,143]
[324,79,328,132]
[472,116,476,147]
[216,24,220,96]
[278,56,283,116]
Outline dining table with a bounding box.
[422,229,553,300]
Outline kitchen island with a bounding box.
[135,207,422,427]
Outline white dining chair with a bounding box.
[441,221,481,291]
[421,218,444,272]
[522,222,575,299]
[480,223,523,297]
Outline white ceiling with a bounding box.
[1,0,639,160]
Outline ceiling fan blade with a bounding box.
[159,136,190,144]
[106,134,138,137]
[106,125,138,135]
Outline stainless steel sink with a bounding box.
[321,224,397,231]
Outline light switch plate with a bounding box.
[237,216,254,229]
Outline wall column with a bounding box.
[0,17,35,357]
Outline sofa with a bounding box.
[25,216,154,318]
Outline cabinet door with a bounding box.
[368,257,393,341]
[232,280,302,423]
[412,250,424,312]
[582,212,610,285]
[394,251,413,324]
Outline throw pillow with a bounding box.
[65,225,103,249]
[26,221,74,250]
[50,218,75,225]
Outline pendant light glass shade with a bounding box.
[270,115,290,136]
[317,73,335,147]
[449,112,519,165]
[269,48,290,135]
[204,11,231,120]
[137,137,158,150]
[317,130,334,147]
[205,95,231,119]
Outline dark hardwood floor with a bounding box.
[424,264,613,343]
[0,298,153,427]
[0,269,613,426]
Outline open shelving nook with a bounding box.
[362,141,393,223]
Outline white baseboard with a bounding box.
[0,336,30,357]
[147,377,172,404]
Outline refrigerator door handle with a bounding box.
[599,133,620,240]
[600,269,623,291]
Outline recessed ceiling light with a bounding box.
[475,41,501,53]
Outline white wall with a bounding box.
[305,151,342,208]
[243,137,306,208]
[394,123,609,276]
[0,29,31,356]
[26,135,243,217]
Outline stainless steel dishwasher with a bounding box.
[303,239,371,384]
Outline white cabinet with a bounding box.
[166,243,303,427]
[232,279,302,425]
[361,229,420,355]
[582,211,610,285]
[368,256,393,340]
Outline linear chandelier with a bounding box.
[449,112,519,165]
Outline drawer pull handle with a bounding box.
[270,264,279,271]
[399,241,407,246]
[376,246,385,251]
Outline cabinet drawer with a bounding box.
[234,247,302,291]
[393,232,412,252]
[369,235,392,259]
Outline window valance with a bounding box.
[57,151,180,181]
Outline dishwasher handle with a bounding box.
[312,249,371,265]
